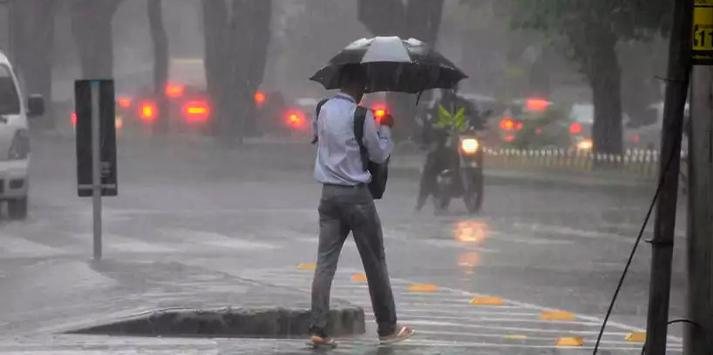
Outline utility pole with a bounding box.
[644,0,693,354]
[685,66,713,354]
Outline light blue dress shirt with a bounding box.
[313,93,393,186]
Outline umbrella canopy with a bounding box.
[310,36,467,94]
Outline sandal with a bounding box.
[379,325,415,344]
[307,335,337,349]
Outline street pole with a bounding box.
[91,81,102,261]
[685,65,713,354]
[644,0,692,354]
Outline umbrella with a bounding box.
[310,36,467,94]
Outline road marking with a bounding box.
[296,262,316,271]
[540,310,576,321]
[408,283,439,293]
[626,331,646,343]
[350,273,367,282]
[470,295,504,306]
[555,336,584,347]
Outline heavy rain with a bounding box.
[0,0,708,354]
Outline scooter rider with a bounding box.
[415,89,483,211]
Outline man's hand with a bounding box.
[379,113,394,128]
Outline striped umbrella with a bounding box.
[310,36,467,94]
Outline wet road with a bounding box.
[0,134,688,353]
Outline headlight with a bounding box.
[576,139,593,151]
[461,138,479,154]
[8,129,29,160]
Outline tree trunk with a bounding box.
[11,0,57,129]
[358,0,444,141]
[70,0,122,79]
[584,31,624,155]
[202,0,271,145]
[202,0,229,140]
[147,0,168,133]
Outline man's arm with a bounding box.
[362,110,393,164]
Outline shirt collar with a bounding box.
[335,93,356,103]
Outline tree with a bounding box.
[11,0,57,128]
[147,0,168,133]
[202,0,271,145]
[70,0,123,78]
[505,0,671,154]
[358,0,444,140]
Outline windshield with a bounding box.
[0,65,19,115]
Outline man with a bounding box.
[309,64,414,347]
[415,89,482,211]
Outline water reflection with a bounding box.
[453,220,489,274]
[453,220,488,244]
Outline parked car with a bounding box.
[0,51,44,219]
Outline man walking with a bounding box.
[309,64,414,347]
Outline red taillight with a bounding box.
[117,96,132,109]
[500,117,517,131]
[628,133,641,144]
[182,100,211,123]
[371,104,388,123]
[525,98,551,112]
[164,83,185,99]
[254,90,266,107]
[569,122,583,135]
[138,100,158,122]
[285,110,306,130]
[71,112,77,126]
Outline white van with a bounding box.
[0,51,44,219]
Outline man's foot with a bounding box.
[307,335,337,349]
[379,325,415,344]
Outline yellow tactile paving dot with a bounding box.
[296,262,316,271]
[469,295,505,306]
[408,283,439,293]
[625,331,646,343]
[555,336,584,347]
[351,272,367,282]
[539,310,576,321]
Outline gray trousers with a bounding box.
[309,184,397,337]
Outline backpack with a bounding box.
[314,99,389,199]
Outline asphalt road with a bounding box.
[0,134,688,354]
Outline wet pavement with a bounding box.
[0,135,688,353]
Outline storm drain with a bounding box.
[67,306,365,338]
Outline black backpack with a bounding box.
[314,99,389,199]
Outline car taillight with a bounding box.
[500,117,519,131]
[371,104,388,123]
[8,129,29,160]
[254,90,267,108]
[525,98,551,112]
[115,116,124,130]
[165,83,185,99]
[286,110,306,130]
[71,112,77,126]
[117,96,132,109]
[138,100,158,122]
[569,122,583,135]
[460,138,479,155]
[182,100,211,123]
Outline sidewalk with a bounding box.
[0,257,364,346]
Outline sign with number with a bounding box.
[693,0,713,65]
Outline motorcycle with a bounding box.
[432,126,484,215]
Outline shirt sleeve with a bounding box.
[362,110,393,164]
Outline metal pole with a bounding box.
[91,81,102,261]
[644,0,692,353]
[685,65,713,354]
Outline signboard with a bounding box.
[693,0,713,65]
[75,80,118,197]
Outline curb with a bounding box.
[67,306,365,338]
[389,165,655,191]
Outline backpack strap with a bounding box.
[311,98,330,144]
[353,106,369,172]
